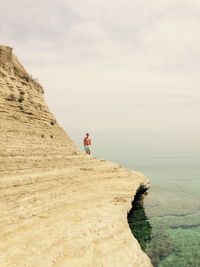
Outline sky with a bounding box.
[0,0,200,156]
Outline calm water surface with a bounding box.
[127,155,200,267]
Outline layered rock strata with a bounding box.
[0,45,152,267]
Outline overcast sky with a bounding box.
[1,0,200,147]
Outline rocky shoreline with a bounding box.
[0,45,152,267]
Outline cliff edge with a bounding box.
[0,46,152,267]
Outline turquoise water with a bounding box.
[71,131,200,266]
[127,155,200,267]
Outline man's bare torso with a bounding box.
[84,137,91,146]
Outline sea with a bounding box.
[70,130,200,267]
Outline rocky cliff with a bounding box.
[0,45,152,267]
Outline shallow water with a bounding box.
[127,155,200,267]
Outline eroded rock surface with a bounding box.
[0,45,152,267]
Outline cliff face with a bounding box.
[0,46,152,267]
[0,46,78,177]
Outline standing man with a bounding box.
[83,133,91,155]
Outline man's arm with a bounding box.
[83,137,86,146]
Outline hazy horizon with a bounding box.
[1,0,200,155]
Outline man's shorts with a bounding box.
[84,146,90,153]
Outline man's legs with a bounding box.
[85,146,90,155]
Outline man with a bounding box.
[83,133,91,155]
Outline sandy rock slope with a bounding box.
[0,46,152,267]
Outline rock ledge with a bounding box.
[0,46,152,267]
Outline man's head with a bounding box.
[86,133,89,137]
